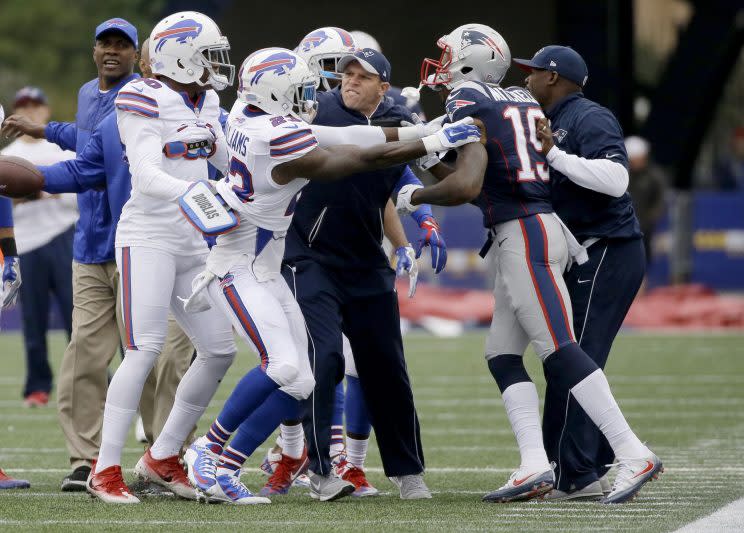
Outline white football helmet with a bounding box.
[295,27,356,90]
[149,11,234,91]
[237,48,319,122]
[421,23,511,90]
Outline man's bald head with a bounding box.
[139,38,152,78]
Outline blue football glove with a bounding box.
[2,256,21,308]
[414,217,447,274]
[394,245,418,298]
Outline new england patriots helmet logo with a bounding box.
[461,30,506,61]
[153,19,204,52]
[247,52,297,84]
[300,30,329,52]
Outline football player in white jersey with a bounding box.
[181,47,482,504]
[87,11,238,504]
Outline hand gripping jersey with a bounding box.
[445,81,554,227]
[115,77,228,254]
[208,102,318,281]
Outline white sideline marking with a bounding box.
[673,496,744,532]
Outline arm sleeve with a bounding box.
[39,126,107,193]
[0,197,13,228]
[310,124,385,149]
[117,111,191,201]
[44,121,77,151]
[546,146,629,198]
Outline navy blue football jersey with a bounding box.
[445,81,553,227]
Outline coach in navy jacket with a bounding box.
[283,49,436,483]
[516,46,645,498]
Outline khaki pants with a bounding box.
[57,261,123,470]
[138,316,195,446]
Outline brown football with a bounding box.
[0,155,45,198]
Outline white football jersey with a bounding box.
[115,78,228,255]
[208,102,318,280]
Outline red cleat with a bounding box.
[23,391,49,408]
[134,449,196,500]
[334,458,379,497]
[259,447,308,496]
[0,468,30,489]
[87,465,139,504]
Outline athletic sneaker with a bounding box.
[87,465,140,504]
[184,438,221,499]
[601,453,663,504]
[210,470,270,505]
[542,480,603,501]
[134,449,195,500]
[259,449,308,496]
[482,468,554,503]
[309,471,354,502]
[23,391,49,408]
[389,474,432,500]
[335,457,378,497]
[61,465,91,492]
[0,469,30,489]
[599,474,611,496]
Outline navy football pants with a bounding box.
[542,237,645,491]
[283,259,424,477]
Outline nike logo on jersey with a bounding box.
[605,153,621,159]
[497,237,508,247]
[577,278,591,284]
[282,124,299,129]
[132,85,144,93]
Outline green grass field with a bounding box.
[1,331,743,532]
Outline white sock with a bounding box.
[96,349,158,473]
[502,381,550,471]
[280,423,304,459]
[346,436,369,469]
[570,369,650,459]
[150,352,234,460]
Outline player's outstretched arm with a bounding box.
[274,120,481,184]
[400,142,487,208]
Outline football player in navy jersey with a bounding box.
[515,45,649,502]
[397,23,661,504]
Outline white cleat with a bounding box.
[208,471,271,505]
[601,453,663,504]
[482,467,554,503]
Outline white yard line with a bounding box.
[673,496,744,532]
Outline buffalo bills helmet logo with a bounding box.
[461,30,506,61]
[153,19,204,52]
[247,52,297,84]
[300,30,329,52]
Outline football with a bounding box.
[0,155,45,198]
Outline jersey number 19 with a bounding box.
[502,106,549,183]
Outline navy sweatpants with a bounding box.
[19,226,74,397]
[542,237,645,491]
[283,259,424,477]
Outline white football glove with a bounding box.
[396,184,423,216]
[421,117,479,154]
[2,256,21,309]
[177,270,215,313]
[397,113,448,141]
[395,245,419,298]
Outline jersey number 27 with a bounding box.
[502,106,549,182]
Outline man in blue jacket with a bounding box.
[515,46,650,503]
[2,17,140,491]
[281,49,442,500]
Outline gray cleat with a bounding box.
[308,472,354,502]
[389,474,432,500]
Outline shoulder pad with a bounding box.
[115,79,161,118]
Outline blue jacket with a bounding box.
[40,112,130,258]
[44,74,139,263]
[546,92,641,240]
[284,88,425,272]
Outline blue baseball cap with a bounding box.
[13,86,48,108]
[337,48,391,83]
[95,18,138,49]
[513,45,588,87]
